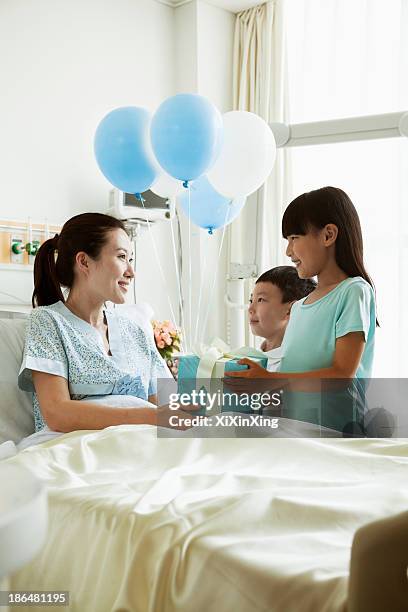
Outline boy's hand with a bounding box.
[224,358,284,393]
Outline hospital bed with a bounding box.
[1,310,408,612]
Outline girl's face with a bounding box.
[82,229,135,304]
[285,229,328,279]
[248,282,291,339]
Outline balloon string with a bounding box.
[170,213,187,354]
[200,205,230,345]
[188,185,192,353]
[137,195,178,330]
[193,230,208,347]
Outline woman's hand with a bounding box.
[154,403,202,430]
[224,358,286,394]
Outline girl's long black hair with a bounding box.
[282,186,379,326]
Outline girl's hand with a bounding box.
[227,358,269,378]
[224,359,285,393]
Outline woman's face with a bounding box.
[86,228,135,304]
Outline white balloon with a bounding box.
[207,111,276,198]
[151,171,183,198]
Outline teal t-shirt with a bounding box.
[278,277,376,432]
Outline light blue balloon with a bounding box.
[94,106,158,194]
[150,94,223,182]
[179,176,246,234]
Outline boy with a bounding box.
[249,266,316,371]
[223,267,316,413]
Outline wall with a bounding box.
[0,0,237,343]
[197,1,236,343]
[0,0,177,317]
[174,0,235,346]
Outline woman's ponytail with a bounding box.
[32,234,65,307]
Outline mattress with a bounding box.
[6,426,408,611]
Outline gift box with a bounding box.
[177,339,269,415]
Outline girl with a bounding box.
[226,186,377,432]
[18,212,196,441]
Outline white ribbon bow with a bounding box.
[191,337,271,379]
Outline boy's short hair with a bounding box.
[256,266,316,303]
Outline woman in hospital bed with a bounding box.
[17,212,196,448]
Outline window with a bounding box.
[285,0,408,376]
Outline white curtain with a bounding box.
[284,0,408,376]
[230,0,290,345]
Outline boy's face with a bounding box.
[248,282,291,339]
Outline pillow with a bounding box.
[113,302,155,338]
[114,302,174,379]
[0,316,35,444]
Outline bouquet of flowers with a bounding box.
[152,319,182,379]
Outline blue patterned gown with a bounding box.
[18,301,169,432]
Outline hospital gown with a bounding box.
[18,301,169,432]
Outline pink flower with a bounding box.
[152,319,181,355]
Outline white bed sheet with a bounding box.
[5,423,408,612]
